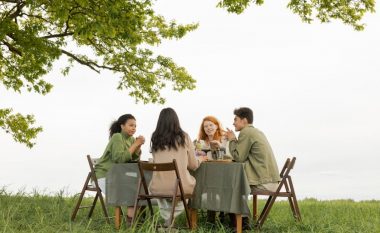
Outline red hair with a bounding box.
[197,116,225,143]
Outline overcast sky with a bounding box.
[1,0,379,200]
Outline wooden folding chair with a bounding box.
[131,159,193,230]
[71,155,110,223]
[252,157,301,229]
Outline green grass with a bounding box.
[1,187,379,233]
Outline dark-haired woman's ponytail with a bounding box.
[109,120,122,138]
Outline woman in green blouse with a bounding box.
[94,114,145,219]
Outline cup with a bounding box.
[211,150,217,160]
[211,149,224,160]
[219,149,226,160]
[195,140,202,151]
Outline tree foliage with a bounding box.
[1,0,198,147]
[217,0,376,31]
[0,0,198,102]
[0,108,42,148]
[0,0,376,147]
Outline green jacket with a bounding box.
[229,125,281,186]
[94,132,140,178]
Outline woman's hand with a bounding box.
[210,140,221,149]
[135,135,145,146]
[196,150,207,157]
[129,136,145,157]
[198,155,208,162]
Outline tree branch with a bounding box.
[60,49,100,72]
[19,13,51,23]
[41,32,74,39]
[60,49,120,73]
[87,38,114,54]
[6,33,17,41]
[1,0,20,3]
[8,1,26,19]
[41,15,74,39]
[1,40,22,56]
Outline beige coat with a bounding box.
[149,134,200,195]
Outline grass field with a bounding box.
[1,187,379,233]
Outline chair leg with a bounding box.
[168,182,179,229]
[132,179,143,225]
[288,176,301,221]
[287,196,297,218]
[147,199,154,216]
[283,179,297,220]
[292,195,301,221]
[71,173,91,221]
[168,198,177,229]
[132,198,140,225]
[137,206,146,221]
[182,198,191,228]
[252,195,258,222]
[257,195,272,222]
[88,192,99,218]
[98,191,110,224]
[257,195,277,228]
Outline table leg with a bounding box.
[189,208,197,229]
[253,195,258,222]
[115,206,121,230]
[235,214,242,233]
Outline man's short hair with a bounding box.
[234,107,254,124]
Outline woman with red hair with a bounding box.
[196,116,227,157]
[196,116,229,224]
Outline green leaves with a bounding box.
[1,0,198,147]
[287,0,376,31]
[217,0,376,30]
[217,0,249,14]
[0,108,42,148]
[0,0,376,148]
[1,0,198,101]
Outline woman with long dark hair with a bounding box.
[149,108,205,227]
[95,113,145,219]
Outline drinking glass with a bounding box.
[217,149,225,160]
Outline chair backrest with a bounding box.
[139,161,176,172]
[86,155,102,189]
[139,159,181,179]
[275,157,296,193]
[87,155,96,173]
[279,158,290,178]
[137,159,183,196]
[284,157,296,177]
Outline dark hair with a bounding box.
[109,114,136,138]
[151,108,186,152]
[233,107,254,124]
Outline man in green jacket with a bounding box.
[226,107,281,192]
[226,107,281,229]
